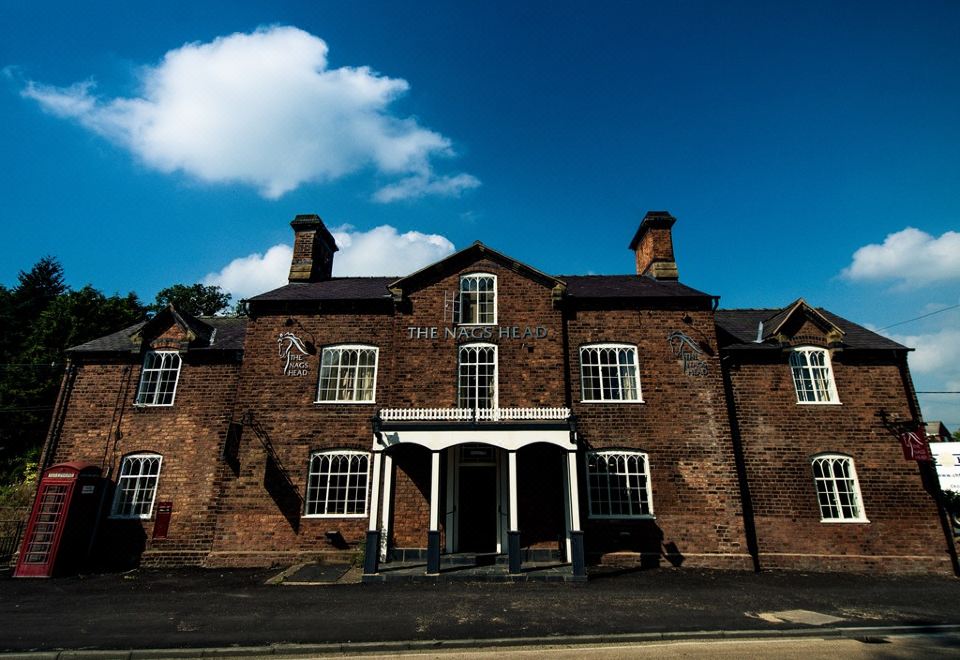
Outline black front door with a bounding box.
[457,464,497,552]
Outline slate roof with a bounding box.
[68,316,247,353]
[561,275,713,300]
[715,309,907,351]
[247,278,396,302]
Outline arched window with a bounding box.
[458,273,497,325]
[790,347,839,404]
[586,450,653,518]
[580,344,642,402]
[135,351,181,406]
[316,345,379,403]
[811,454,867,522]
[304,450,370,517]
[458,343,498,411]
[111,453,163,519]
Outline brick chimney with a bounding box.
[629,211,679,280]
[288,214,338,282]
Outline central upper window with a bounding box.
[458,343,498,411]
[316,345,379,403]
[789,347,839,404]
[580,344,643,402]
[135,351,181,406]
[458,273,497,325]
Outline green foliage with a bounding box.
[152,283,231,317]
[953,429,960,442]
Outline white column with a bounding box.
[379,453,393,561]
[445,450,456,553]
[368,452,383,532]
[562,452,573,560]
[429,450,441,531]
[508,450,518,531]
[567,451,581,530]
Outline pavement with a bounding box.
[1,565,959,657]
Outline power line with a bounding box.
[878,303,960,331]
[917,391,960,394]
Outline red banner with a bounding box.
[899,429,932,462]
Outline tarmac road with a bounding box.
[1,567,959,653]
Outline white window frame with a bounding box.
[586,450,654,519]
[811,454,868,523]
[790,346,840,405]
[111,453,163,519]
[315,345,379,404]
[579,344,643,403]
[457,343,498,412]
[457,273,497,325]
[304,450,370,518]
[135,351,182,407]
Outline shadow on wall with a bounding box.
[264,454,302,534]
[91,518,147,572]
[585,519,685,569]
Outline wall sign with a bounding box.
[277,332,310,377]
[899,429,932,462]
[667,331,708,376]
[933,442,960,492]
[407,326,548,340]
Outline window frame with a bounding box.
[457,273,497,326]
[579,343,644,403]
[110,453,163,520]
[315,344,380,405]
[457,342,499,412]
[789,346,841,405]
[134,350,182,407]
[585,450,655,520]
[811,453,869,523]
[303,450,371,518]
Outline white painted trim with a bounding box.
[377,428,573,452]
[380,407,570,421]
[567,451,581,530]
[579,343,644,403]
[110,453,163,519]
[445,450,457,553]
[562,454,572,561]
[367,452,382,532]
[790,346,841,404]
[379,453,393,561]
[457,342,498,412]
[304,450,371,517]
[584,450,655,519]
[811,453,867,522]
[457,272,497,326]
[429,451,441,531]
[134,351,182,407]
[507,451,518,532]
[497,451,508,554]
[314,345,379,404]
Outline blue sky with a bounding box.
[1,1,958,427]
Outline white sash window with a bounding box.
[458,343,498,412]
[316,346,379,403]
[790,347,839,404]
[811,454,867,522]
[458,274,497,325]
[580,344,642,402]
[111,453,163,519]
[135,351,181,406]
[304,451,370,517]
[586,451,653,519]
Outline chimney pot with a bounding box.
[629,211,679,280]
[288,214,339,283]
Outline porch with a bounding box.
[363,407,586,580]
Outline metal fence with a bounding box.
[0,518,25,562]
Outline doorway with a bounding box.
[454,444,499,553]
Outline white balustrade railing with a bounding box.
[380,407,570,422]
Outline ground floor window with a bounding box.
[305,450,370,517]
[586,450,653,518]
[111,453,162,519]
[811,454,867,522]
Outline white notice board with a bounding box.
[932,442,960,493]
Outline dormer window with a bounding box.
[135,351,182,406]
[789,347,839,404]
[458,274,496,325]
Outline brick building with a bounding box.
[32,212,959,577]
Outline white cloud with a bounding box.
[372,173,481,203]
[21,26,478,201]
[885,324,960,428]
[203,224,455,299]
[841,227,960,287]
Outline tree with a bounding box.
[953,429,960,442]
[152,283,231,317]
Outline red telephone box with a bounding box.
[14,462,104,578]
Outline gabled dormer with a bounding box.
[386,242,567,315]
[129,303,217,353]
[758,298,846,349]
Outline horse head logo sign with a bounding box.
[667,331,708,377]
[278,332,309,377]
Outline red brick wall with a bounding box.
[568,307,752,569]
[725,348,952,574]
